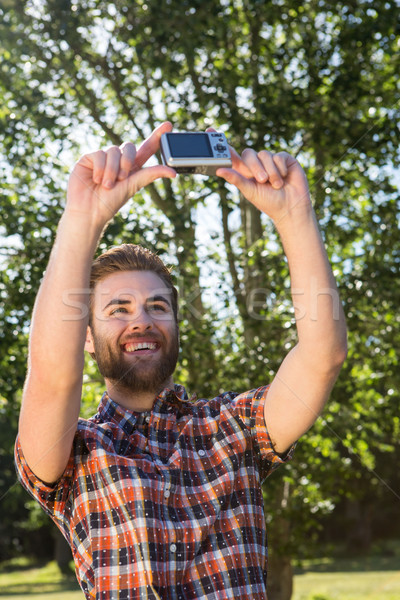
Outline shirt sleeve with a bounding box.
[230,385,296,481]
[14,435,75,529]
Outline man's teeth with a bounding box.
[124,342,157,352]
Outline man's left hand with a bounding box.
[217,146,311,225]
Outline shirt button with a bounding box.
[145,415,150,423]
[198,449,206,457]
[170,543,177,553]
[164,491,170,498]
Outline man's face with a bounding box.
[86,270,179,395]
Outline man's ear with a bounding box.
[84,326,95,354]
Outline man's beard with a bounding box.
[90,327,179,395]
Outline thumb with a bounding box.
[125,165,176,197]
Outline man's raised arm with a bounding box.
[18,122,176,484]
[217,146,347,454]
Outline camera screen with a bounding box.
[167,133,212,157]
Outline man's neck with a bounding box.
[105,376,174,412]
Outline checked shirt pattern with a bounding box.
[15,384,295,600]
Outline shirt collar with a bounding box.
[96,384,196,432]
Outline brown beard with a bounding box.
[90,327,180,395]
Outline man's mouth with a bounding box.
[122,341,160,354]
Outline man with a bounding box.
[15,121,347,599]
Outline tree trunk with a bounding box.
[54,526,72,574]
[172,208,217,397]
[266,480,294,600]
[267,553,293,600]
[344,498,372,554]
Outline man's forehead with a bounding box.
[94,270,172,303]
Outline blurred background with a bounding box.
[0,1,399,599]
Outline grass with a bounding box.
[293,570,400,600]
[0,558,82,599]
[292,540,400,600]
[0,542,399,599]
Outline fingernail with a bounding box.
[118,170,127,180]
[272,179,283,189]
[257,171,268,182]
[104,180,114,189]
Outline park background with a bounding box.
[0,1,399,599]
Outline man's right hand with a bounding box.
[66,121,176,228]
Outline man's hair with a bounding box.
[89,244,178,324]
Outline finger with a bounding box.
[230,147,254,178]
[216,167,256,201]
[257,150,284,189]
[242,149,283,188]
[81,150,106,185]
[117,142,137,180]
[241,148,270,183]
[125,164,176,198]
[101,146,123,189]
[272,152,289,179]
[135,121,173,169]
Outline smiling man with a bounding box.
[86,261,180,410]
[15,122,347,600]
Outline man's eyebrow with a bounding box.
[102,295,171,311]
[102,298,132,311]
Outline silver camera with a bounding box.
[160,131,232,175]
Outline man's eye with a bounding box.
[110,307,128,315]
[149,304,167,312]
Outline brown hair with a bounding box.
[89,244,178,324]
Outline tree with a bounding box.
[1,1,399,597]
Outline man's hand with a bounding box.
[217,147,310,225]
[66,121,176,228]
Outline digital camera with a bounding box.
[160,131,232,175]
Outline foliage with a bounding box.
[0,0,399,596]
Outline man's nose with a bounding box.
[127,307,153,331]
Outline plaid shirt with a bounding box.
[15,384,295,600]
